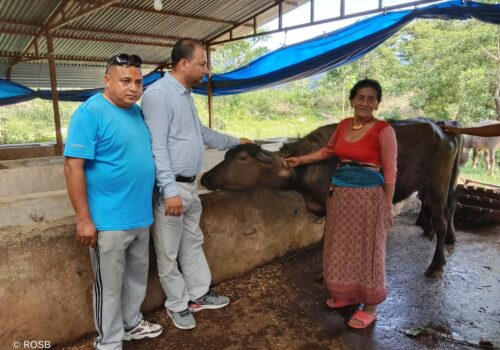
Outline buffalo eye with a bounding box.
[237,155,248,161]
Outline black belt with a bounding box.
[175,175,197,183]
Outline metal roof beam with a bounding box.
[8,0,120,65]
[207,0,290,44]
[0,52,162,66]
[0,19,39,29]
[0,28,37,36]
[13,0,68,66]
[209,0,443,45]
[0,20,181,42]
[71,0,238,25]
[0,30,174,49]
[49,0,120,30]
[51,33,174,48]
[108,2,237,26]
[61,26,181,42]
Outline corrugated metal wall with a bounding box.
[0,62,155,89]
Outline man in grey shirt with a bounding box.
[142,38,251,330]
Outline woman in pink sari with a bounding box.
[286,79,397,329]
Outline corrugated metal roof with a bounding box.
[1,0,303,87]
[0,0,436,88]
[0,0,59,24]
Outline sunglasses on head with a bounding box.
[107,54,142,68]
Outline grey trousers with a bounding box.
[90,227,150,350]
[153,182,211,312]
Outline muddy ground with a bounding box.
[60,214,499,350]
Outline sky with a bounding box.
[259,0,441,50]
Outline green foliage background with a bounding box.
[0,99,78,144]
[1,18,499,183]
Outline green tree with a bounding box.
[394,19,498,124]
[318,35,407,119]
[211,37,270,74]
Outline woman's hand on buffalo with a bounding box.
[285,156,301,168]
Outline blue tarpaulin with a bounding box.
[1,0,499,105]
[0,78,34,105]
[193,0,500,95]
[0,71,163,106]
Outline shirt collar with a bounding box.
[164,72,190,95]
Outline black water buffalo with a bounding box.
[201,119,462,277]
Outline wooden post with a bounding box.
[6,64,12,81]
[45,28,64,155]
[206,44,214,129]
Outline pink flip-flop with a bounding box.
[326,298,352,309]
[348,310,377,329]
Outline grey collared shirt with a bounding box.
[142,73,239,198]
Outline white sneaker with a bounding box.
[123,319,163,341]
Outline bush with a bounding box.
[0,99,78,144]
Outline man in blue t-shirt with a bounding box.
[64,54,162,350]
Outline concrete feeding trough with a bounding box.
[0,148,324,347]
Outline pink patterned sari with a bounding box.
[323,186,388,305]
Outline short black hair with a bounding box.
[171,38,205,68]
[105,54,142,73]
[349,79,383,102]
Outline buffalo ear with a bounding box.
[280,144,292,158]
[256,150,273,163]
[224,148,235,160]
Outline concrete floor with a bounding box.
[60,214,500,350]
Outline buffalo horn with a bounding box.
[256,150,273,163]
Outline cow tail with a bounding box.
[447,134,463,222]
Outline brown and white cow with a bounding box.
[461,120,500,175]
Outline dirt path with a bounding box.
[60,214,500,350]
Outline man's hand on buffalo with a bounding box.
[165,195,183,216]
[76,217,97,247]
[442,123,500,137]
[240,138,253,144]
[441,125,460,135]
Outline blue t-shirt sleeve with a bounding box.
[64,105,98,160]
